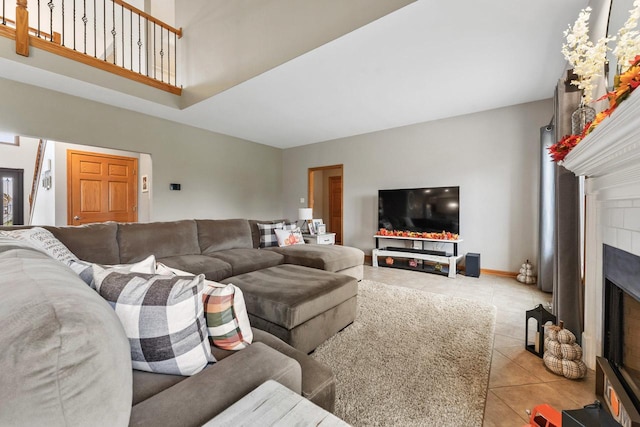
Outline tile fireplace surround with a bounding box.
[562,88,640,370]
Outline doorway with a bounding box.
[1,168,24,225]
[67,150,138,225]
[308,165,343,245]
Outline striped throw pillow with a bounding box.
[202,282,253,350]
[93,266,214,376]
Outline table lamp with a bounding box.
[298,208,313,233]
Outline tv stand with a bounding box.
[372,235,464,278]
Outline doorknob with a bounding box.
[74,216,81,220]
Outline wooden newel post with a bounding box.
[16,0,29,56]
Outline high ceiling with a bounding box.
[181,0,589,148]
[0,0,589,148]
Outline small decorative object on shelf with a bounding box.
[517,260,537,285]
[525,304,557,358]
[571,103,596,135]
[543,321,587,379]
[376,229,460,240]
[385,257,394,265]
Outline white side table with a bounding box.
[303,233,335,245]
[204,380,348,426]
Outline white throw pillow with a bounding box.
[274,227,305,247]
[0,227,77,263]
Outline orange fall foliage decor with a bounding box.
[549,55,640,162]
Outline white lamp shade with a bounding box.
[298,208,313,220]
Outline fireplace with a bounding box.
[597,244,640,427]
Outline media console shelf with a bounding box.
[372,235,464,278]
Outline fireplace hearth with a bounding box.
[597,244,640,427]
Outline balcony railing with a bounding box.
[0,0,182,94]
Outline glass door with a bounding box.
[1,168,24,226]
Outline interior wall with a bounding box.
[0,77,284,222]
[283,99,553,273]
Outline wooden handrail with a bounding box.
[28,139,44,223]
[0,15,61,43]
[113,0,182,38]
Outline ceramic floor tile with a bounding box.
[492,383,583,423]
[493,333,523,349]
[482,391,529,427]
[496,346,565,383]
[489,351,542,388]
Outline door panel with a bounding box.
[68,150,137,225]
[329,176,343,245]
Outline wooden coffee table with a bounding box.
[203,380,349,426]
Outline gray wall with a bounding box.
[282,99,553,273]
[0,77,283,221]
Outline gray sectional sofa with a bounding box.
[0,218,365,426]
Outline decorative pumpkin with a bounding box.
[543,321,586,379]
[517,259,537,285]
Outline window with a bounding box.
[1,169,24,226]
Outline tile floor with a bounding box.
[362,265,597,427]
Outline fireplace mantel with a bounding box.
[561,89,640,182]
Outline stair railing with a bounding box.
[1,0,182,94]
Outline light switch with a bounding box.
[300,198,305,204]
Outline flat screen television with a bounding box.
[378,186,459,234]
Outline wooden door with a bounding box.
[68,150,138,225]
[329,175,343,245]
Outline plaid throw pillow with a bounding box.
[156,263,253,351]
[93,266,214,376]
[202,282,253,350]
[257,222,284,248]
[69,255,157,289]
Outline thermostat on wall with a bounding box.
[170,183,181,191]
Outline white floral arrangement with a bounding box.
[613,0,640,75]
[561,7,612,104]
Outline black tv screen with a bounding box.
[378,187,460,234]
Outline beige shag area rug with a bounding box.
[311,280,497,427]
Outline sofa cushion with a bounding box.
[0,239,132,426]
[118,220,201,263]
[129,342,301,426]
[267,244,364,273]
[211,328,336,412]
[93,268,213,376]
[206,248,284,276]
[221,264,358,330]
[157,254,233,282]
[196,219,253,253]
[45,222,120,264]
